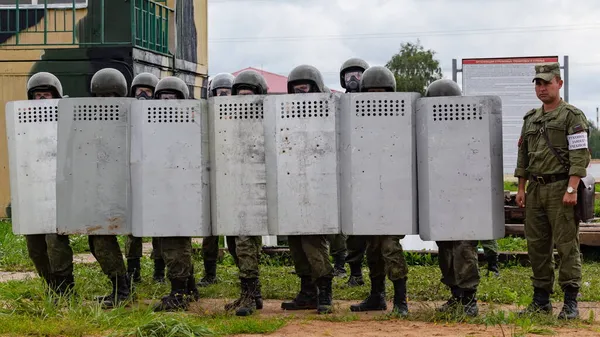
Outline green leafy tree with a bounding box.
[385,39,443,95]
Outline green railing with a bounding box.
[0,0,173,55]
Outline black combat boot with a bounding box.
[392,277,409,317]
[102,274,132,309]
[437,286,462,313]
[518,287,553,315]
[235,278,259,317]
[486,253,500,277]
[54,274,76,296]
[154,278,191,312]
[127,258,142,284]
[186,273,200,302]
[225,279,245,312]
[153,258,166,283]
[557,286,579,320]
[332,253,347,278]
[281,276,318,310]
[347,262,365,287]
[197,261,217,287]
[350,276,387,312]
[255,278,263,309]
[316,276,333,314]
[461,289,479,317]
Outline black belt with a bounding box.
[530,173,569,185]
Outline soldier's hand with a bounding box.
[516,190,525,208]
[563,192,578,206]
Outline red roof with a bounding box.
[230,67,340,93]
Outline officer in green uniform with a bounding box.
[88,68,133,309]
[339,57,370,286]
[198,72,235,287]
[479,240,500,277]
[24,72,76,297]
[348,66,408,316]
[220,69,267,316]
[124,72,166,284]
[515,62,589,320]
[152,76,200,312]
[425,79,479,317]
[280,65,334,315]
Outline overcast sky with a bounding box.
[207,0,600,122]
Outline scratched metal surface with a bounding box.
[56,98,135,235]
[6,100,60,234]
[416,95,505,241]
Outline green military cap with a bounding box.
[532,62,561,82]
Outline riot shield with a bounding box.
[416,96,505,241]
[130,99,211,237]
[209,95,269,236]
[263,93,340,235]
[339,93,420,235]
[6,99,60,234]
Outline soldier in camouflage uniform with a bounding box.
[515,62,589,320]
[219,69,267,316]
[197,73,235,287]
[339,57,370,286]
[88,68,133,309]
[479,240,500,277]
[124,72,166,284]
[348,66,408,316]
[425,79,479,317]
[151,76,200,312]
[280,65,334,315]
[24,72,76,297]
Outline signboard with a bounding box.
[461,56,559,174]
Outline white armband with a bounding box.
[567,132,588,150]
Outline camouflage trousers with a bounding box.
[159,237,193,280]
[289,235,334,280]
[326,234,347,257]
[436,240,479,290]
[525,180,581,293]
[346,235,367,267]
[125,236,162,260]
[88,235,126,278]
[366,235,408,281]
[202,236,221,263]
[26,233,74,280]
[479,240,499,258]
[228,236,262,279]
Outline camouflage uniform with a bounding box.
[327,234,347,277]
[348,66,408,316]
[23,72,76,296]
[221,70,267,316]
[479,240,500,276]
[281,65,335,315]
[151,76,199,312]
[424,78,479,317]
[515,62,589,320]
[198,235,220,286]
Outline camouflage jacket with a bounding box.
[514,99,590,179]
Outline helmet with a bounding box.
[424,79,462,97]
[90,68,128,97]
[287,64,325,93]
[154,76,189,99]
[339,57,369,88]
[232,70,267,95]
[359,66,396,92]
[210,73,235,92]
[130,72,159,97]
[27,72,63,99]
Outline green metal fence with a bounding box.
[0,0,172,54]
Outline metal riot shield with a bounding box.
[209,95,269,236]
[130,100,211,237]
[339,93,420,235]
[56,98,135,235]
[6,99,60,234]
[416,96,505,241]
[263,93,340,235]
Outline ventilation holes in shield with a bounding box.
[17,105,58,123]
[353,99,405,117]
[73,105,121,121]
[147,106,196,123]
[218,102,264,120]
[431,104,483,122]
[280,100,330,119]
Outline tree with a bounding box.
[385,40,443,95]
[587,119,600,159]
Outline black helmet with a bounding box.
[154,76,190,99]
[90,68,128,97]
[424,79,462,97]
[287,64,325,93]
[339,57,369,89]
[359,66,396,92]
[130,72,159,97]
[27,72,63,99]
[232,70,268,95]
